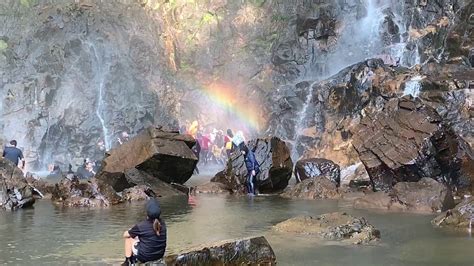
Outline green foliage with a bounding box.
[20,0,35,8]
[248,0,266,7]
[201,11,216,24]
[271,13,290,22]
[0,40,7,52]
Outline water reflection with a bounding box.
[1,194,474,265]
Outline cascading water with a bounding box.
[403,75,423,97]
[291,82,317,161]
[87,41,111,150]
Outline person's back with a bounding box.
[3,146,23,165]
[2,140,25,169]
[128,219,167,262]
[123,198,167,265]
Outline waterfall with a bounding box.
[291,81,317,161]
[87,41,111,150]
[403,75,423,97]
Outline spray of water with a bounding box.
[86,41,111,150]
[403,75,423,97]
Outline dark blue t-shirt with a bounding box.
[3,146,23,166]
[128,218,167,262]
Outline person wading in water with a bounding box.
[241,144,260,196]
[122,198,167,265]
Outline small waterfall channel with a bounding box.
[86,41,111,150]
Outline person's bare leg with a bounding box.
[124,238,134,257]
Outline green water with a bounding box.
[1,190,474,265]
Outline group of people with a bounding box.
[181,120,247,167]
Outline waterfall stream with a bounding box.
[87,41,111,151]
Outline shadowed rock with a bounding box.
[0,158,42,211]
[212,137,293,194]
[96,127,198,192]
[295,158,340,186]
[274,212,380,245]
[353,97,473,191]
[354,178,455,213]
[432,197,474,231]
[164,236,276,265]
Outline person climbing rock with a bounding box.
[2,140,25,170]
[122,198,167,265]
[241,144,260,195]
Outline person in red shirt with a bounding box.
[198,133,211,164]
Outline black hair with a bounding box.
[226,129,234,138]
[240,144,249,154]
[10,140,17,146]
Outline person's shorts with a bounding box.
[132,238,139,256]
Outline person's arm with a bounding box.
[125,224,140,239]
[19,151,25,169]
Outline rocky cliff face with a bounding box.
[0,0,472,173]
[0,0,180,169]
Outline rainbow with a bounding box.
[199,83,265,131]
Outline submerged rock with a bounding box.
[432,198,474,231]
[281,178,340,200]
[194,182,232,194]
[354,178,455,213]
[295,158,340,186]
[353,97,473,191]
[0,159,42,211]
[273,212,380,245]
[212,137,293,194]
[97,127,198,192]
[164,236,276,265]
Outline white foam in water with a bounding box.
[403,75,423,98]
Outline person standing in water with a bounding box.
[241,144,259,195]
[122,198,167,265]
[2,140,25,170]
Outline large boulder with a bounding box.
[432,197,474,231]
[212,137,293,194]
[281,178,340,200]
[295,158,340,185]
[354,178,455,213]
[51,177,119,207]
[164,236,276,265]
[353,97,473,191]
[96,127,198,192]
[194,182,232,194]
[0,158,42,210]
[273,212,380,245]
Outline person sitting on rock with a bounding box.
[122,198,167,265]
[241,144,259,195]
[2,140,25,170]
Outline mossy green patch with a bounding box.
[0,40,8,52]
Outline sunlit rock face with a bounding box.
[0,0,179,169]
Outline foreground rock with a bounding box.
[353,97,473,191]
[0,159,42,210]
[274,212,380,245]
[295,158,340,185]
[432,198,474,231]
[354,178,455,213]
[281,178,340,199]
[212,137,293,194]
[97,127,198,192]
[164,236,276,265]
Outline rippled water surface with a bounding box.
[1,182,474,265]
